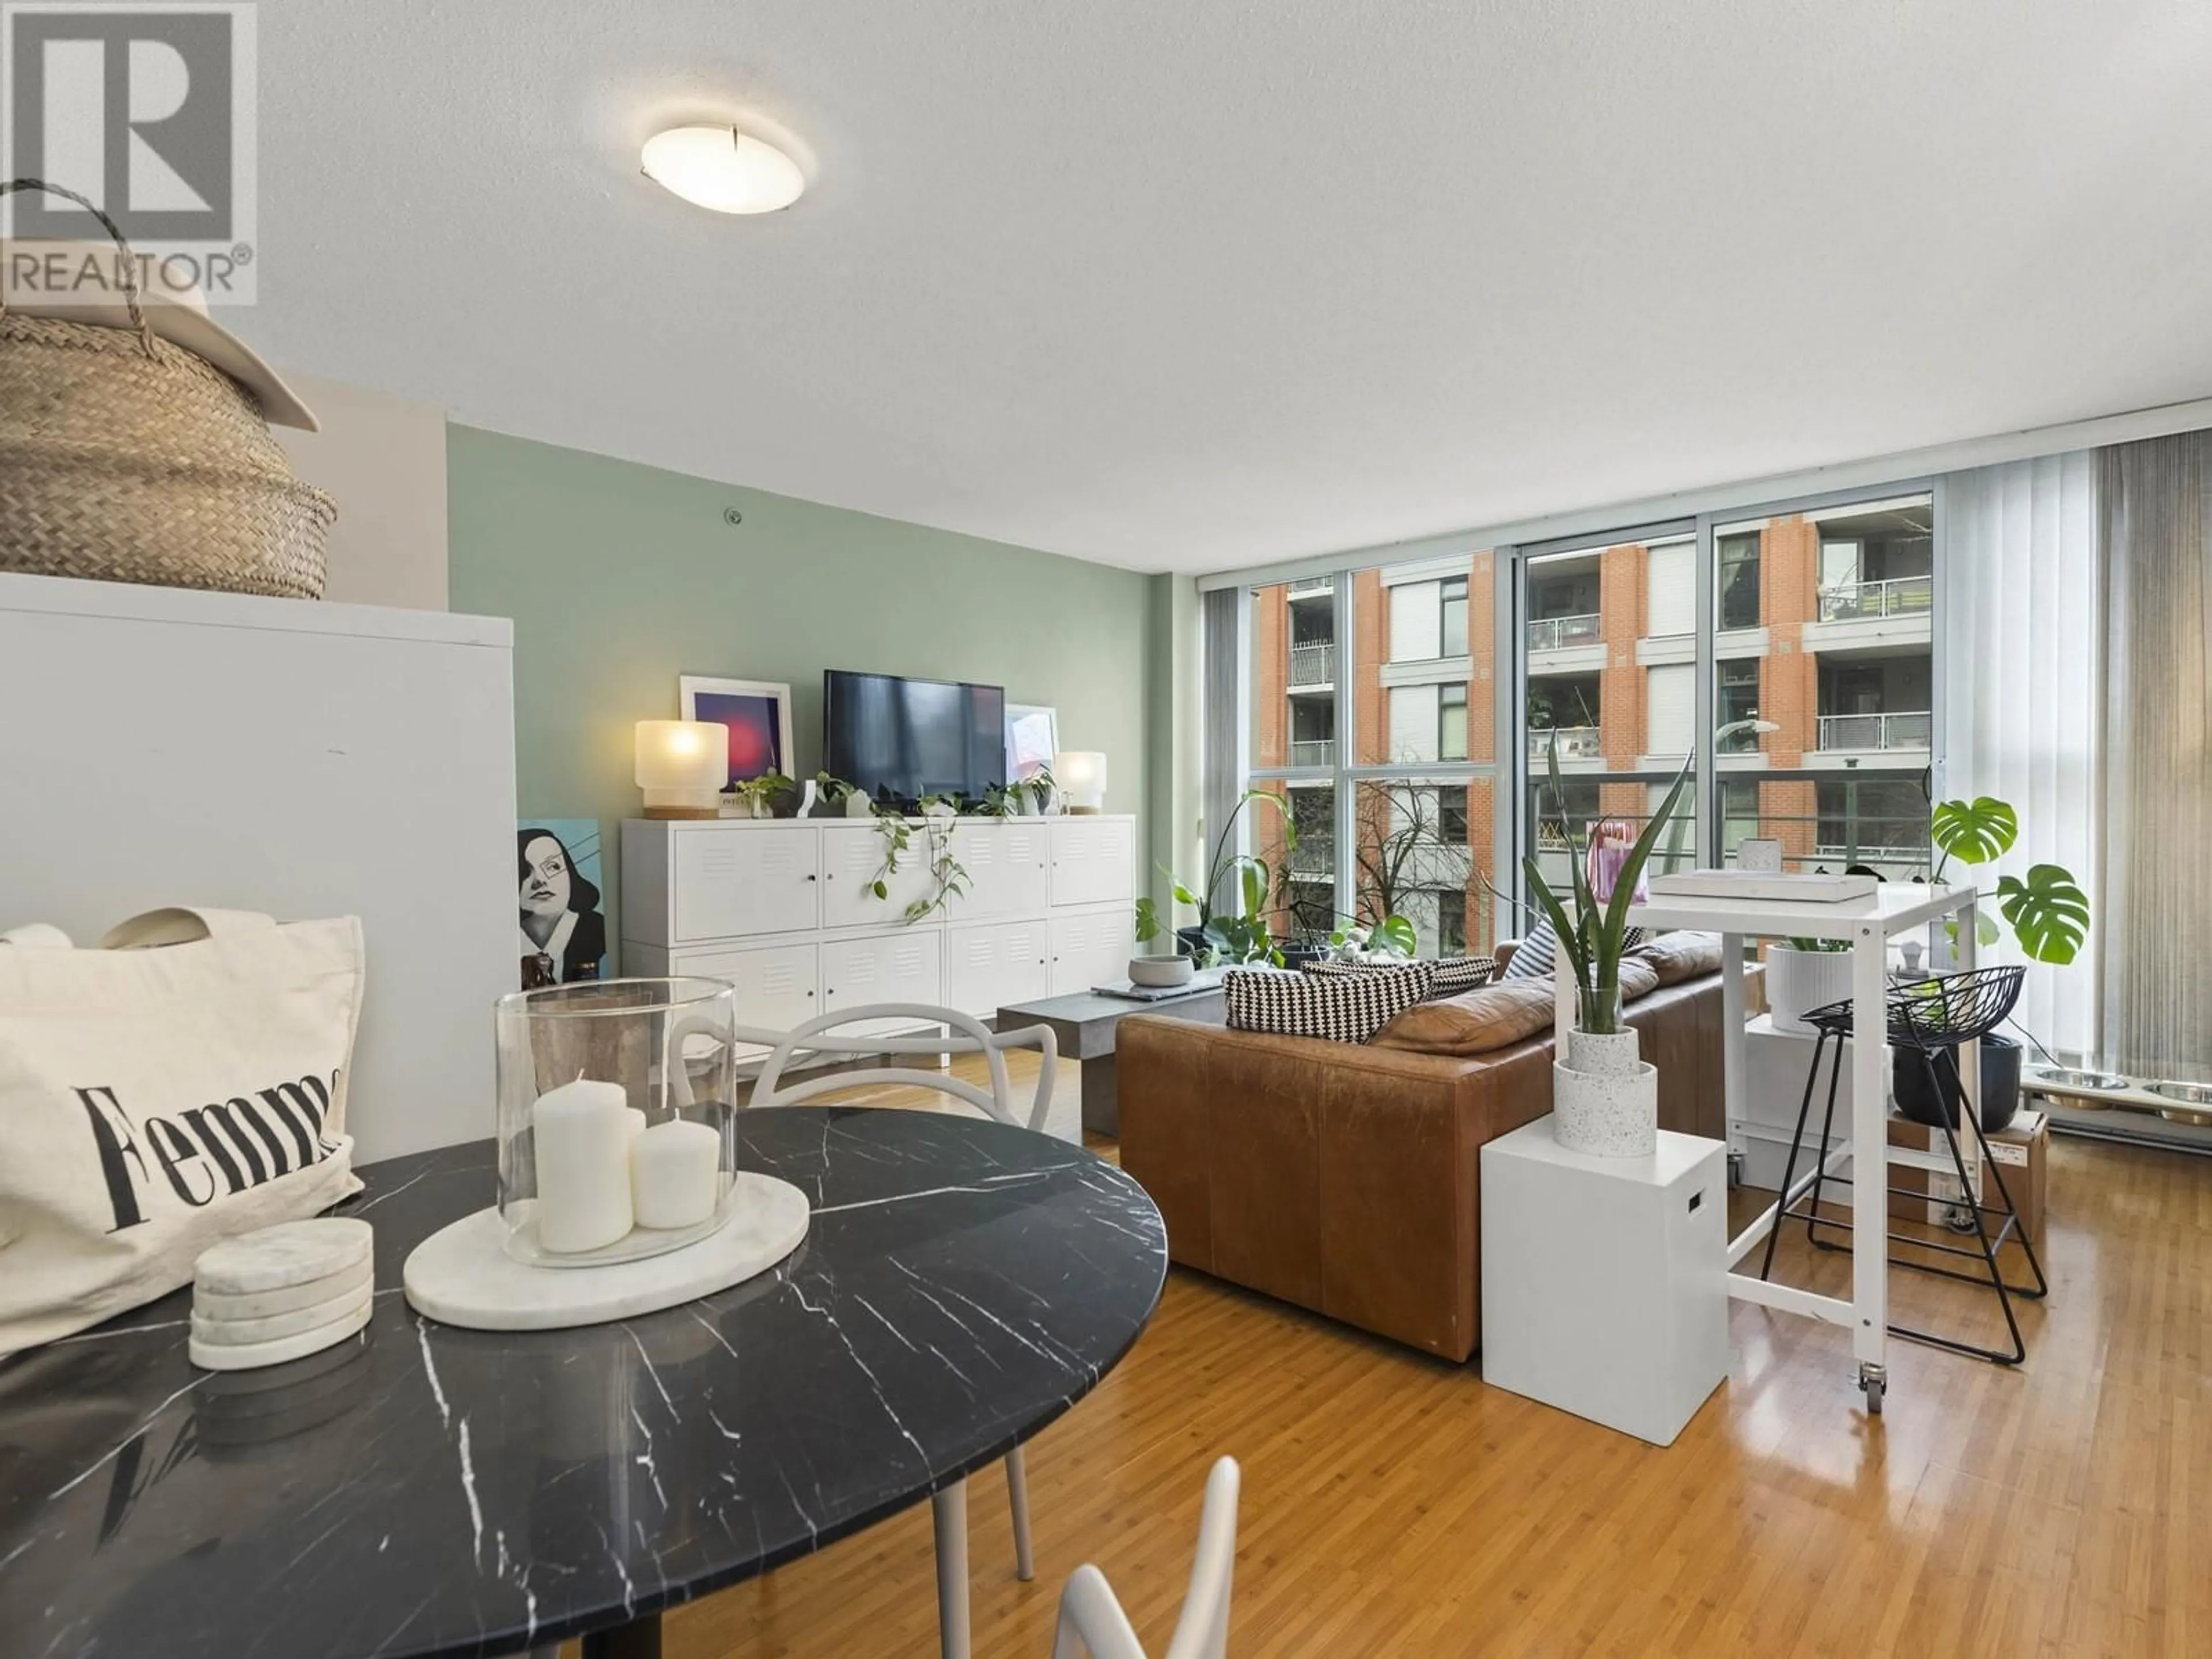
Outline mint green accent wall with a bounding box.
[447,425,1154,948]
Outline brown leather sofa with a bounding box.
[1116,960,1752,1362]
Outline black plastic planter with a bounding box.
[1892,1031,2022,1134]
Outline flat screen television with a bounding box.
[823,670,1007,807]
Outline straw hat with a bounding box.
[0,238,318,430]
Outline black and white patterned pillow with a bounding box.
[1225,961,1438,1043]
[1305,955,1494,997]
[1501,920,1647,980]
[1430,954,1496,994]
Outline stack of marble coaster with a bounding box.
[190,1218,376,1372]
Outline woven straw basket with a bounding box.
[0,180,336,599]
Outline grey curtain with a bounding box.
[2098,433,2212,1081]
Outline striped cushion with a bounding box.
[1225,961,1439,1043]
[1501,921,1649,980]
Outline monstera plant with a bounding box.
[1929,796,2091,964]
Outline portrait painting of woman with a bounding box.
[518,823,608,988]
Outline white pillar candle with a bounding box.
[630,1119,722,1230]
[531,1079,634,1253]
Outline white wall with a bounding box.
[274,372,450,611]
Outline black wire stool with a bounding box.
[1756,965,2048,1366]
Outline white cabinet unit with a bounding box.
[946,919,1053,1017]
[0,574,515,1166]
[622,816,1138,1024]
[950,821,1051,918]
[680,941,821,1035]
[820,823,930,929]
[820,931,945,1035]
[664,824,819,942]
[1051,906,1138,998]
[1050,817,1135,909]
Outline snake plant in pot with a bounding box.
[1523,737,1693,1157]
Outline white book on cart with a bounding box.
[1647,869,1879,904]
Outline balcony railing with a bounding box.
[1527,612,1601,652]
[1289,738,1334,768]
[1817,574,1932,622]
[1817,711,1931,751]
[1528,725,1602,760]
[1289,641,1335,687]
[1289,835,1335,877]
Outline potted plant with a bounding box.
[1522,738,1692,1157]
[1766,936,1854,1036]
[1891,796,2090,1132]
[862,796,970,923]
[1016,763,1055,817]
[722,771,794,820]
[1327,914,1418,962]
[1133,788,1296,967]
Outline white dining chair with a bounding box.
[1052,1457,1241,1659]
[739,1002,1061,1659]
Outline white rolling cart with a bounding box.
[1616,881,1982,1415]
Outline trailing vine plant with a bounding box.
[866,798,971,924]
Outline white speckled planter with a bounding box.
[1554,1048,1660,1159]
[1566,1025,1642,1078]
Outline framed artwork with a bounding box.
[1005,703,1059,780]
[517,819,609,988]
[680,676,795,791]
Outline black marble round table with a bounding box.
[0,1109,1166,1659]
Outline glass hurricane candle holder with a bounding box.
[494,976,740,1268]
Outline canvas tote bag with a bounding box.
[0,908,366,1355]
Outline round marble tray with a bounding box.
[402,1172,810,1331]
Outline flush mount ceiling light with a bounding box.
[640,125,804,214]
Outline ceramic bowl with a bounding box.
[1128,956,1194,990]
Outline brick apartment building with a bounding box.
[1247,496,1934,955]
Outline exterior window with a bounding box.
[1441,577,1469,658]
[1717,532,1761,631]
[1439,684,1468,762]
[1437,785,1470,843]
[1717,660,1760,750]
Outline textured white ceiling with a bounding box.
[250,1,2212,574]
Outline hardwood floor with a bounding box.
[637,1059,2211,1656]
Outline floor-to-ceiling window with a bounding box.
[1238,554,1502,956]
[1213,486,1937,955]
[1517,528,1702,908]
[1707,492,1934,879]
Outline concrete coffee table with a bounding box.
[998,978,1228,1136]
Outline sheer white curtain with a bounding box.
[1941,453,2101,1059]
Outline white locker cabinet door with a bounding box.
[672,825,819,943]
[946,920,1052,1016]
[820,823,934,929]
[948,821,1051,919]
[673,941,820,1034]
[1051,907,1135,997]
[820,930,945,1035]
[1050,817,1135,908]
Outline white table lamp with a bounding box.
[1054,751,1107,814]
[635,721,724,819]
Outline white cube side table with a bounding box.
[1479,1118,1730,1446]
